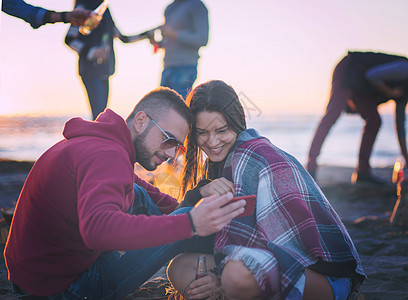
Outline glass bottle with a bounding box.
[195,255,207,280]
[79,0,109,35]
[392,158,404,184]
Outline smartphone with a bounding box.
[228,195,256,217]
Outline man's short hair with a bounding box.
[126,87,193,126]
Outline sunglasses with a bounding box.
[146,114,186,157]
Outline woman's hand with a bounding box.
[186,272,219,299]
[199,177,234,197]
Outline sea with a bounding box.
[0,113,403,169]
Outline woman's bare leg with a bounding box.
[303,268,334,300]
[221,260,262,300]
[167,253,215,295]
[169,256,334,299]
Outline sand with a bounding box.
[0,160,407,299]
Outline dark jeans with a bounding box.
[160,66,197,100]
[81,76,109,120]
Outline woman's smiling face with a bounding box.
[195,111,238,162]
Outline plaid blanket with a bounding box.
[214,129,365,299]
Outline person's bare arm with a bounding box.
[395,99,408,167]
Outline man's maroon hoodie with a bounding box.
[4,109,191,296]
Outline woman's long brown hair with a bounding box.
[180,80,247,199]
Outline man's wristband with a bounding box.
[61,12,68,23]
[43,10,56,24]
[43,10,68,24]
[186,211,198,237]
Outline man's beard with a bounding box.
[133,128,156,171]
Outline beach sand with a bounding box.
[0,160,407,299]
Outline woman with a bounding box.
[65,0,128,120]
[168,80,365,299]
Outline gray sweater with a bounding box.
[161,0,209,68]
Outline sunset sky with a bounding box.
[1,0,408,118]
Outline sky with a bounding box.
[1,0,408,118]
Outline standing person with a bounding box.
[4,87,245,299]
[1,0,90,29]
[307,51,408,184]
[149,0,209,100]
[65,0,128,120]
[166,80,365,300]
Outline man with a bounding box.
[2,0,90,29]
[4,87,245,299]
[149,0,209,99]
[307,51,408,184]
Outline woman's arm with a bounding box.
[178,177,235,209]
[178,179,212,208]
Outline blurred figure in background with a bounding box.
[307,51,408,185]
[65,0,128,120]
[149,0,209,100]
[1,0,90,29]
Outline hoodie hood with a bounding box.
[63,109,136,164]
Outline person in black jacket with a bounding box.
[65,0,128,120]
[307,51,408,184]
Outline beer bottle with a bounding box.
[79,0,109,35]
[195,255,207,280]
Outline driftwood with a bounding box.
[390,179,408,226]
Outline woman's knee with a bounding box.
[167,253,197,291]
[167,253,199,276]
[167,253,215,293]
[303,268,334,300]
[221,260,261,299]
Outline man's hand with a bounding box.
[199,177,234,197]
[189,192,245,237]
[147,29,161,51]
[67,8,91,26]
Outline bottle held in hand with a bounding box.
[392,159,404,184]
[79,0,109,35]
[195,255,207,280]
